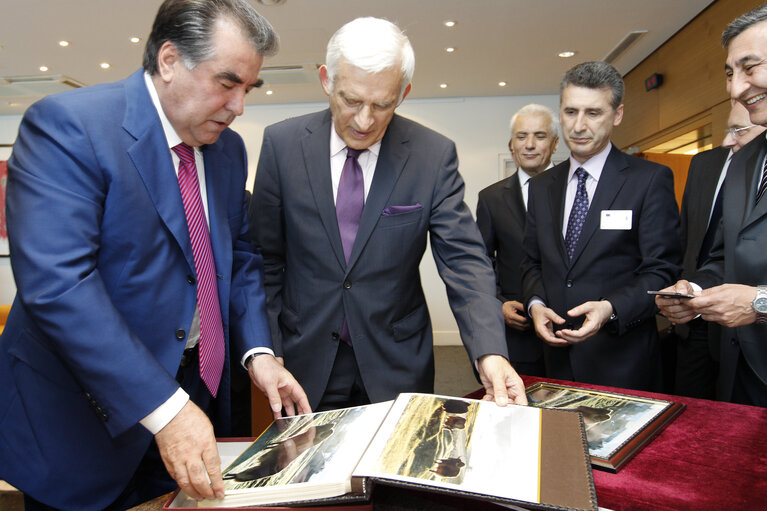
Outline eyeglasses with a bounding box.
[726,125,758,138]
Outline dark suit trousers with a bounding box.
[675,319,718,399]
[316,341,370,412]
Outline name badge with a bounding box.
[600,210,632,230]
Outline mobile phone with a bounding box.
[647,290,696,299]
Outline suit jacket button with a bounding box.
[731,338,739,346]
[332,332,340,340]
[187,274,195,285]
[175,329,186,340]
[566,280,573,288]
[343,280,352,289]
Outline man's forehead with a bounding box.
[726,21,767,66]
[514,114,551,133]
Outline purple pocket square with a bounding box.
[381,203,423,216]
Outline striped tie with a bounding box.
[756,156,767,204]
[173,143,225,397]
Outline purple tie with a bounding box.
[336,148,364,343]
[173,143,225,397]
[565,167,589,260]
[337,148,365,262]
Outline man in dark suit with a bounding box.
[522,61,682,391]
[0,2,309,509]
[250,17,526,412]
[674,101,766,398]
[657,5,767,407]
[477,104,559,377]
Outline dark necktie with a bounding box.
[756,156,767,204]
[173,143,225,397]
[336,148,364,262]
[565,167,589,260]
[336,148,364,343]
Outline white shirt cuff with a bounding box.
[527,296,546,315]
[690,282,703,293]
[241,347,275,369]
[140,388,189,435]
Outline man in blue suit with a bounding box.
[0,1,309,509]
[251,17,527,412]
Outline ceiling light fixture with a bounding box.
[440,83,448,89]
[59,40,70,47]
[498,81,507,87]
[130,37,141,44]
[558,51,576,58]
[445,47,455,53]
[39,66,49,72]
[100,62,111,69]
[444,20,456,28]
[266,90,274,95]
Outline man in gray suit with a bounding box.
[657,5,767,407]
[477,104,559,377]
[250,17,526,411]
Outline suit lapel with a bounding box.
[546,162,569,264]
[346,115,410,271]
[301,111,347,268]
[569,146,628,266]
[740,137,767,231]
[504,174,527,231]
[691,148,729,249]
[123,70,195,273]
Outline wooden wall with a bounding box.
[614,0,765,152]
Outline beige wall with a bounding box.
[614,0,765,151]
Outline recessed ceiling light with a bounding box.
[265,90,273,95]
[445,47,455,53]
[6,101,20,107]
[558,51,576,58]
[130,37,141,44]
[39,66,49,72]
[59,40,70,47]
[100,62,111,69]
[440,83,448,89]
[444,20,456,28]
[498,81,507,87]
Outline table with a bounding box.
[136,378,767,511]
[467,376,767,511]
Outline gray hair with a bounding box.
[722,5,767,47]
[142,0,278,74]
[560,61,624,110]
[509,104,559,139]
[325,17,415,99]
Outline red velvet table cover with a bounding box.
[469,376,767,511]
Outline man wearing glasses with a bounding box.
[673,100,765,399]
[657,5,767,407]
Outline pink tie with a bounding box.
[173,143,225,397]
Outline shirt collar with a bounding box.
[144,72,183,151]
[568,142,612,181]
[329,118,382,157]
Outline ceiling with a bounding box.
[0,0,716,116]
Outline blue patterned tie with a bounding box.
[565,167,589,260]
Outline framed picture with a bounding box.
[0,144,12,257]
[526,382,685,472]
